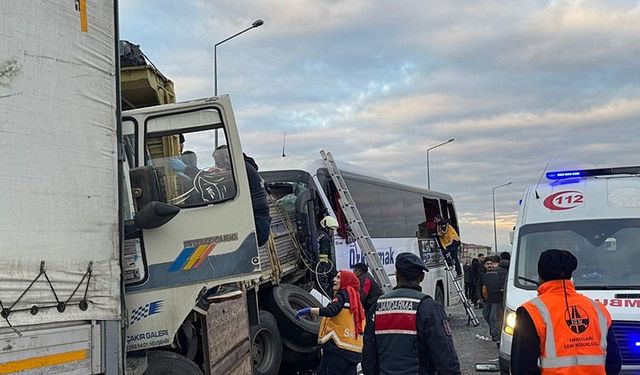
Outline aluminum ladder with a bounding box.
[320,150,392,293]
[434,236,480,326]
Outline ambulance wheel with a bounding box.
[435,283,445,305]
[144,350,203,375]
[264,283,322,348]
[251,310,283,375]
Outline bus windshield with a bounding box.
[514,219,640,290]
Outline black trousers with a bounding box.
[317,350,358,375]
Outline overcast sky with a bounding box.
[120,0,640,251]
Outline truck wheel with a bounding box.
[251,310,283,375]
[143,350,203,375]
[435,284,445,306]
[264,283,322,348]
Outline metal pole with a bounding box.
[493,188,497,254]
[427,150,431,190]
[425,138,454,190]
[214,44,218,96]
[214,19,264,96]
[492,181,512,253]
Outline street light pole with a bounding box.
[426,138,455,190]
[492,181,512,253]
[214,19,264,96]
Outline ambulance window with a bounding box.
[144,128,237,207]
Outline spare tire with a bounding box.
[264,283,322,348]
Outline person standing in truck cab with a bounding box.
[316,216,339,294]
[511,249,621,375]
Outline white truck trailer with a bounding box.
[0,1,122,373]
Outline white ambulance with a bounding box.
[499,166,640,374]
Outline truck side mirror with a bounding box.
[129,165,161,210]
[134,201,181,230]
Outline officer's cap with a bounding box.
[395,252,429,274]
[538,249,577,281]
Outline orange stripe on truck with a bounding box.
[0,349,88,374]
[79,0,88,32]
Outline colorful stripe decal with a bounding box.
[0,349,88,373]
[183,244,209,270]
[192,242,217,269]
[168,246,196,272]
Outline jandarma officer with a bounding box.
[511,249,621,375]
[362,252,461,375]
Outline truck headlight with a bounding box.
[503,308,517,335]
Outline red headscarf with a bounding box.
[337,270,365,337]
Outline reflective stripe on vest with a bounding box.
[530,297,607,369]
[374,297,421,335]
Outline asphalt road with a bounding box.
[448,302,502,374]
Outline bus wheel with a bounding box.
[435,284,445,305]
[143,350,203,375]
[251,310,283,375]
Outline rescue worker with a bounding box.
[317,216,339,295]
[435,217,463,277]
[352,262,383,317]
[362,252,461,375]
[511,249,622,375]
[295,270,365,375]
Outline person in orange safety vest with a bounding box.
[511,249,621,375]
[295,269,365,375]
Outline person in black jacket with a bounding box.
[242,153,271,246]
[480,255,502,342]
[362,252,461,375]
[352,263,383,317]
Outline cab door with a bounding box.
[124,97,259,295]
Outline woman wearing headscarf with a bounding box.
[296,270,365,375]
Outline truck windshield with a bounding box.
[514,219,640,290]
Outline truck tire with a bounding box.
[143,350,203,375]
[264,283,322,348]
[251,310,283,375]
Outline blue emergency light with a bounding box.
[546,166,640,180]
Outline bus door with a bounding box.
[420,198,444,267]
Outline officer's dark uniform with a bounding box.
[362,253,461,375]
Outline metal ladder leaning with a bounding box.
[320,150,392,293]
[434,236,480,326]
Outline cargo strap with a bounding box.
[0,261,93,336]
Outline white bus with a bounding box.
[499,166,640,374]
[261,159,461,307]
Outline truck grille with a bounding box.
[611,321,640,366]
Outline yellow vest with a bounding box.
[439,224,460,248]
[318,307,364,353]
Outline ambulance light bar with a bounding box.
[547,166,640,180]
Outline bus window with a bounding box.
[422,198,440,236]
[446,201,459,233]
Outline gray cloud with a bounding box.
[121,0,640,248]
